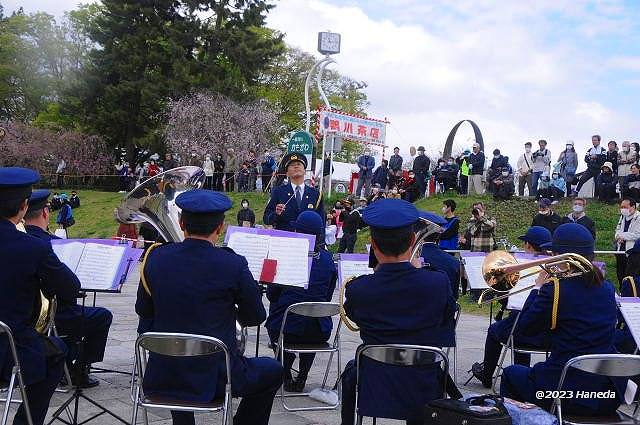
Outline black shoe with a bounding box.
[470,362,492,389]
[70,367,100,389]
[283,377,296,392]
[285,378,306,393]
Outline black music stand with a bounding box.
[47,260,134,425]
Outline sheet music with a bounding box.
[227,232,270,280]
[461,255,490,290]
[75,244,127,290]
[619,299,640,349]
[267,236,309,288]
[507,271,536,310]
[52,242,85,271]
[339,260,373,284]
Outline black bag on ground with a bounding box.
[424,394,512,424]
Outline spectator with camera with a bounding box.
[459,202,496,252]
[531,139,551,197]
[573,134,607,196]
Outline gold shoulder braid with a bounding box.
[339,275,361,332]
[140,243,162,296]
[624,276,639,298]
[550,276,560,330]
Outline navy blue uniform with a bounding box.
[0,219,80,425]
[135,239,283,425]
[421,242,461,299]
[266,248,337,381]
[341,263,456,424]
[615,276,639,353]
[263,183,324,231]
[25,225,112,369]
[501,277,625,416]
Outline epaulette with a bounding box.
[140,243,162,296]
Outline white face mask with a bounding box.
[621,208,631,217]
[572,205,584,213]
[566,145,572,150]
[392,189,398,194]
[501,171,509,176]
[242,203,248,208]
[525,147,531,153]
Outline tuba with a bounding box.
[16,220,56,334]
[339,215,444,332]
[117,166,248,353]
[477,251,595,304]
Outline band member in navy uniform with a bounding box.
[266,210,337,392]
[615,239,640,353]
[501,223,626,416]
[418,211,461,299]
[24,189,113,388]
[340,199,457,425]
[0,167,80,425]
[135,189,283,425]
[263,153,324,231]
[470,225,551,388]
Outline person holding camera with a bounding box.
[531,139,551,197]
[459,202,496,252]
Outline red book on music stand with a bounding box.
[259,259,277,284]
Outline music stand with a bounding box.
[47,252,137,425]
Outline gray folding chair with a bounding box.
[0,321,33,425]
[274,302,341,411]
[444,302,461,382]
[354,344,449,425]
[491,310,549,393]
[552,354,640,425]
[131,332,232,425]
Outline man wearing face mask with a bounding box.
[492,167,515,201]
[558,141,578,196]
[517,142,533,196]
[468,142,485,195]
[562,198,595,238]
[355,147,375,197]
[574,135,607,197]
[615,198,640,284]
[531,198,562,233]
[413,146,431,198]
[618,141,637,195]
[531,139,551,197]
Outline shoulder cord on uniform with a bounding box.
[624,276,638,298]
[550,276,560,330]
[140,243,162,296]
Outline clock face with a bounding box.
[318,32,341,55]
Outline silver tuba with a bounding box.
[409,216,445,263]
[118,166,248,354]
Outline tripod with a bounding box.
[47,292,128,425]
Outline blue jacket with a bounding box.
[135,239,266,402]
[515,277,626,412]
[265,249,337,339]
[468,152,485,175]
[0,219,80,384]
[263,183,324,231]
[344,262,456,421]
[489,289,547,348]
[372,166,389,187]
[421,243,460,300]
[357,155,375,179]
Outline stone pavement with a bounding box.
[8,266,547,425]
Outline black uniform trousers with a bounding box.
[268,321,328,382]
[56,306,112,368]
[338,233,357,254]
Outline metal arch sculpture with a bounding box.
[443,120,484,159]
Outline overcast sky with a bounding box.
[4,0,640,168]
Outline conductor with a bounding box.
[263,153,324,230]
[135,189,282,425]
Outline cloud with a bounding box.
[268,0,640,166]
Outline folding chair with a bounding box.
[274,302,341,411]
[354,344,449,425]
[444,302,461,382]
[491,310,549,393]
[0,321,33,425]
[552,354,640,425]
[131,332,232,425]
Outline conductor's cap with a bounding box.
[282,153,307,169]
[362,199,418,230]
[176,189,232,214]
[0,167,40,201]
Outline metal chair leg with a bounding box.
[1,372,16,425]
[492,343,510,393]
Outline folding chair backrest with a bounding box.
[286,302,340,318]
[567,354,640,377]
[359,344,448,368]
[137,332,226,357]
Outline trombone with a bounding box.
[477,251,595,304]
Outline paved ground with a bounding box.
[7,265,547,425]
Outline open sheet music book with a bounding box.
[226,227,312,288]
[51,240,132,291]
[619,298,640,349]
